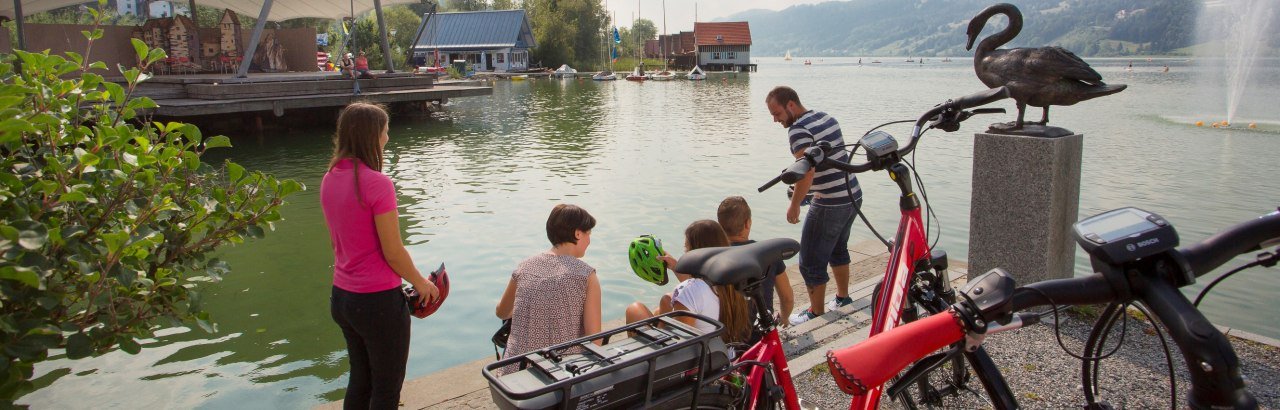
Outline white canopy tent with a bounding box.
[2,0,421,77]
[0,0,419,22]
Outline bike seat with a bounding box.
[674,238,799,288]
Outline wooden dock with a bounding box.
[127,72,492,118]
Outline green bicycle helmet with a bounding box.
[628,235,668,285]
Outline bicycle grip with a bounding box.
[950,86,1009,110]
[758,174,784,192]
[825,310,965,396]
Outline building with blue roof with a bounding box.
[410,9,537,72]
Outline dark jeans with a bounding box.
[798,198,862,287]
[331,286,410,410]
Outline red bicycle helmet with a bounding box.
[404,263,449,319]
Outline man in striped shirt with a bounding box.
[765,86,864,325]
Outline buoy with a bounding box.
[1221,121,1229,127]
[1195,121,1203,127]
[1211,123,1220,128]
[1248,123,1257,129]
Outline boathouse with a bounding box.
[694,22,755,72]
[410,9,537,72]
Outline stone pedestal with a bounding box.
[968,131,1082,284]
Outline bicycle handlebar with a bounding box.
[826,209,1280,407]
[1177,210,1280,278]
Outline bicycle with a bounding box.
[483,86,1021,410]
[826,207,1280,409]
[757,85,1018,409]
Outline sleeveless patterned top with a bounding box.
[500,252,594,374]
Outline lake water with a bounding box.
[22,57,1280,408]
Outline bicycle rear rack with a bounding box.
[482,311,732,410]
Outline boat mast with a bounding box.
[661,0,668,72]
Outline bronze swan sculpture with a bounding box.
[966,3,1126,130]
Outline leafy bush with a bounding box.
[0,8,300,405]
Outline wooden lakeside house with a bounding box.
[655,31,696,70]
[409,9,536,72]
[694,22,755,72]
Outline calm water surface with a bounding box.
[22,58,1280,408]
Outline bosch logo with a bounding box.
[1126,244,1136,252]
[1136,238,1160,248]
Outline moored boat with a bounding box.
[687,65,706,80]
[553,64,577,79]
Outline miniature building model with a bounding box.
[219,8,243,57]
[167,15,199,60]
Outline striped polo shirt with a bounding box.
[788,110,861,206]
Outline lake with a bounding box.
[22,57,1280,408]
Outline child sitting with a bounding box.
[718,196,795,327]
[625,220,751,345]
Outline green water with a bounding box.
[22,58,1280,408]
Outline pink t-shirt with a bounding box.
[320,159,402,293]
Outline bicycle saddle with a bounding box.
[674,238,800,288]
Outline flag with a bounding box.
[611,45,618,62]
[613,27,621,44]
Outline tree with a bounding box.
[617,18,656,59]
[0,7,298,404]
[525,0,607,69]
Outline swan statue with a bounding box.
[966,3,1126,130]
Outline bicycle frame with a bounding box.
[736,328,802,410]
[851,162,929,409]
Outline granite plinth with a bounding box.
[968,131,1082,284]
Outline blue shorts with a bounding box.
[798,199,861,287]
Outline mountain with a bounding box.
[717,0,1218,57]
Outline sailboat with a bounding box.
[784,51,793,61]
[650,0,675,81]
[593,9,619,80]
[687,65,706,80]
[624,2,648,82]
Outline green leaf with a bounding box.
[14,222,48,250]
[178,124,202,145]
[118,337,141,355]
[245,225,265,239]
[278,179,304,197]
[101,231,128,254]
[65,333,93,360]
[226,162,244,183]
[131,38,148,62]
[204,135,232,149]
[58,191,88,203]
[0,267,40,289]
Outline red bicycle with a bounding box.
[758,86,1018,409]
[827,207,1280,409]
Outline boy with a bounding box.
[717,196,795,327]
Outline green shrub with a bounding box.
[0,5,300,404]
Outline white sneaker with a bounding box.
[789,309,818,326]
[826,295,853,311]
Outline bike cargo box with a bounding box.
[483,312,730,410]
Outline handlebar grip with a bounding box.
[950,86,1010,110]
[758,175,784,192]
[825,310,965,395]
[1177,210,1280,278]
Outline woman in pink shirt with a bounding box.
[321,103,438,409]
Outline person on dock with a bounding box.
[764,86,863,326]
[341,53,361,95]
[718,196,795,327]
[321,103,439,409]
[355,51,377,80]
[494,204,602,374]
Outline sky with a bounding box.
[603,0,833,33]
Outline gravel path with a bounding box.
[794,308,1280,409]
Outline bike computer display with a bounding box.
[1073,207,1178,264]
[861,130,898,159]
